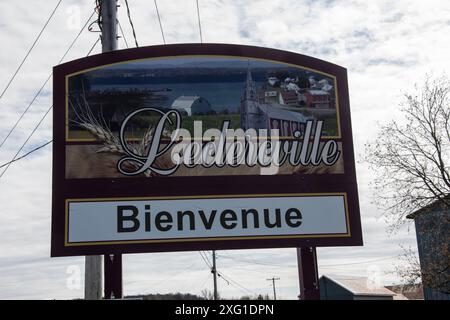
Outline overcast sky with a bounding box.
[0,0,449,299]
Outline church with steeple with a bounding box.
[240,68,267,130]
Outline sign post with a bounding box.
[297,247,320,300]
[104,253,123,299]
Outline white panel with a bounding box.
[67,195,348,243]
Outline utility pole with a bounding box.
[85,255,102,300]
[101,0,118,52]
[212,250,218,300]
[100,0,122,299]
[266,277,280,300]
[84,0,120,300]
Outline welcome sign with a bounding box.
[51,44,362,256]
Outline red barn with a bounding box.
[304,90,330,108]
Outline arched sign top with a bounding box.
[56,43,347,78]
[51,43,362,257]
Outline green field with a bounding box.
[68,112,340,139]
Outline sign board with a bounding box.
[51,44,362,257]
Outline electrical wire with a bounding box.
[0,29,99,179]
[195,0,203,43]
[0,140,52,170]
[202,251,213,266]
[118,20,129,48]
[0,105,52,179]
[0,0,63,101]
[0,10,96,153]
[87,36,101,55]
[217,270,257,296]
[320,255,398,268]
[153,0,166,44]
[219,253,398,268]
[199,251,212,269]
[124,0,139,47]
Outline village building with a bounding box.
[240,69,309,134]
[318,78,333,92]
[385,284,424,300]
[279,90,299,107]
[304,89,331,109]
[171,95,213,116]
[267,76,280,87]
[407,199,450,300]
[319,275,409,300]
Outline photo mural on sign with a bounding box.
[65,56,342,178]
[51,44,362,257]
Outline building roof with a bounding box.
[386,284,424,300]
[406,196,450,219]
[307,89,329,95]
[321,275,396,297]
[171,95,211,109]
[280,90,298,103]
[259,103,308,122]
[285,83,300,92]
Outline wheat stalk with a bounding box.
[70,90,176,177]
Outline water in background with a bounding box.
[92,81,264,112]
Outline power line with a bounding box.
[0,10,96,153]
[153,0,166,44]
[218,270,257,296]
[124,0,139,47]
[320,255,398,268]
[94,0,103,32]
[0,140,52,170]
[86,36,101,56]
[219,253,398,268]
[0,33,99,179]
[199,251,212,269]
[0,105,52,179]
[202,251,212,266]
[195,0,203,43]
[117,20,129,48]
[198,273,212,291]
[0,0,63,101]
[219,254,284,267]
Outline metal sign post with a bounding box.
[297,247,320,300]
[104,253,123,299]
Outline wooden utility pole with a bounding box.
[212,250,218,300]
[84,0,120,300]
[85,255,103,300]
[266,276,280,300]
[297,247,320,300]
[101,0,118,52]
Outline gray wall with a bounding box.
[414,208,450,300]
[320,277,353,300]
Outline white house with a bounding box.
[171,95,213,116]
